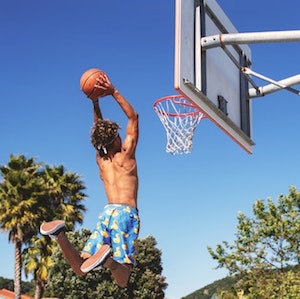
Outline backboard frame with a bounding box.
[174,0,255,154]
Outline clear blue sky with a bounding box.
[1,1,300,298]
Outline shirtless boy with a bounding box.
[40,71,140,288]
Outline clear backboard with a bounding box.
[174,0,255,154]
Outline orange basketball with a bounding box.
[80,68,106,99]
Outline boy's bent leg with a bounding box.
[56,232,85,276]
[103,258,132,288]
[40,221,85,276]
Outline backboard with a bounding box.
[174,0,255,154]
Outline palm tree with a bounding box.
[23,164,87,299]
[42,164,87,228]
[0,155,45,299]
[22,235,56,299]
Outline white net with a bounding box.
[153,95,204,155]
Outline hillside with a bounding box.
[182,265,300,299]
[181,276,239,299]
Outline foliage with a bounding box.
[0,155,46,299]
[207,186,300,299]
[0,154,87,299]
[0,155,45,242]
[40,164,87,228]
[47,230,167,299]
[0,276,14,291]
[23,164,87,299]
[0,276,33,293]
[182,276,239,299]
[127,235,167,298]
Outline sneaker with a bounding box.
[80,244,111,273]
[40,220,65,239]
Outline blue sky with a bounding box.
[1,1,300,298]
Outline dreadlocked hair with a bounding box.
[91,119,120,153]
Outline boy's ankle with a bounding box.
[104,257,117,270]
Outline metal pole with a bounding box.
[243,68,300,98]
[201,30,300,49]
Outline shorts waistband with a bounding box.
[105,203,138,213]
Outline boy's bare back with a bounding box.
[97,151,138,208]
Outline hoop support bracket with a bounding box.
[243,68,300,98]
[201,30,300,49]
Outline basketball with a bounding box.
[80,68,106,99]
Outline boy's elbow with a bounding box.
[131,111,139,120]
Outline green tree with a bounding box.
[0,276,33,295]
[0,155,87,299]
[130,235,167,299]
[0,155,45,299]
[41,165,87,227]
[22,235,55,299]
[23,164,87,299]
[208,186,300,299]
[47,230,167,299]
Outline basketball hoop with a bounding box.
[153,95,205,155]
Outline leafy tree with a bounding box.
[22,235,57,299]
[0,155,45,299]
[128,235,167,299]
[41,165,87,227]
[0,155,87,299]
[0,276,16,291]
[0,276,33,294]
[47,230,167,298]
[208,186,300,299]
[23,164,87,299]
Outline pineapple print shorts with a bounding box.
[82,204,140,265]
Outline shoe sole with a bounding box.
[40,220,65,236]
[80,245,111,273]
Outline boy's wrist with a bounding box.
[112,88,119,97]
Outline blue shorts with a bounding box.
[82,204,140,265]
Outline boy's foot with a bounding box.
[40,220,65,239]
[80,244,111,273]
